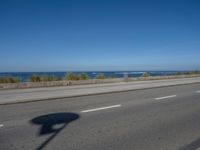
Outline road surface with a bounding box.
[0,83,200,150]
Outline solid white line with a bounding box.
[196,91,200,93]
[0,124,4,128]
[155,95,177,100]
[81,104,121,113]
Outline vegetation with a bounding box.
[29,75,42,82]
[0,77,20,83]
[29,75,61,82]
[64,73,79,80]
[2,70,200,84]
[141,72,150,77]
[174,70,200,76]
[41,76,61,82]
[64,72,89,80]
[79,73,89,80]
[95,73,105,79]
[108,75,114,79]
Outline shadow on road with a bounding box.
[179,138,200,150]
[31,112,80,150]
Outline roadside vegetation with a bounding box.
[1,71,200,84]
[174,71,200,76]
[94,73,105,79]
[108,75,114,79]
[29,73,90,82]
[64,73,79,80]
[0,77,20,83]
[79,73,89,80]
[141,72,150,77]
[64,72,89,80]
[29,75,61,82]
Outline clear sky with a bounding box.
[0,0,200,72]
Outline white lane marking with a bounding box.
[81,104,121,113]
[0,124,4,128]
[196,90,200,93]
[155,95,177,100]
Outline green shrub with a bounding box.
[108,75,114,79]
[0,77,20,83]
[95,73,105,79]
[29,75,62,82]
[174,72,182,75]
[79,73,88,80]
[142,72,150,77]
[29,75,42,82]
[174,71,200,76]
[41,76,61,82]
[64,73,79,80]
[190,70,200,74]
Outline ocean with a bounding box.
[0,71,181,82]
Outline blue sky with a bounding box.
[0,0,200,71]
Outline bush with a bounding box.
[64,73,79,80]
[79,73,89,80]
[0,77,20,83]
[174,71,200,76]
[41,76,61,81]
[29,75,62,82]
[108,75,114,79]
[190,70,200,74]
[95,73,105,79]
[142,72,150,77]
[29,75,42,82]
[174,72,182,75]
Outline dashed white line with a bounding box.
[81,104,121,113]
[155,95,177,100]
[0,124,4,128]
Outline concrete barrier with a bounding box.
[0,74,200,90]
[0,78,123,89]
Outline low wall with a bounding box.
[0,74,200,90]
[0,78,123,89]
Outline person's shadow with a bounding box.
[31,112,79,150]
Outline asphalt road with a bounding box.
[0,83,200,150]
